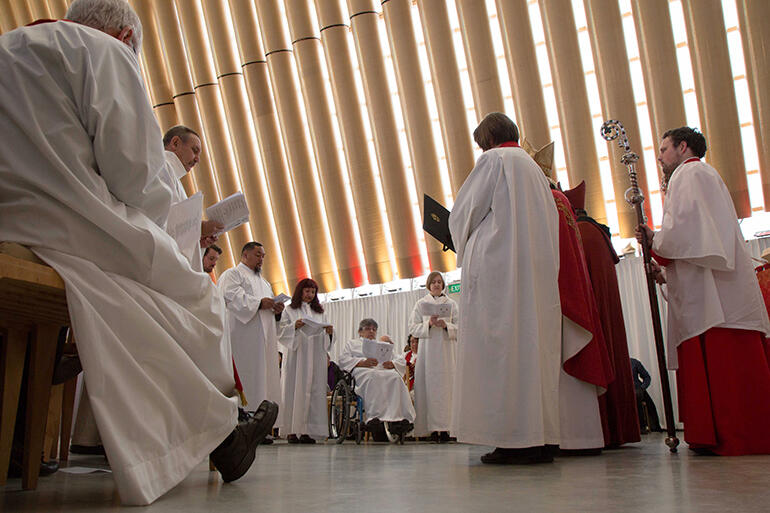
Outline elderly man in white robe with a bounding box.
[71,129,223,453]
[338,319,416,435]
[0,0,277,504]
[449,112,562,464]
[219,242,284,425]
[408,271,458,442]
[278,278,334,443]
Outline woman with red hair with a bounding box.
[278,278,335,443]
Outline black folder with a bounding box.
[423,194,455,253]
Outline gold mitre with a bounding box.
[521,138,556,182]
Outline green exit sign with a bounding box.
[448,283,460,293]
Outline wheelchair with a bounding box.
[327,367,407,444]
[328,367,364,444]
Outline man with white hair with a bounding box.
[337,318,416,435]
[0,0,276,505]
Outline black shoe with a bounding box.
[211,400,278,483]
[430,431,440,443]
[238,408,252,423]
[52,355,82,385]
[386,420,413,435]
[439,431,451,443]
[299,435,316,444]
[287,434,299,444]
[560,448,602,456]
[261,435,274,445]
[480,446,553,465]
[69,444,106,456]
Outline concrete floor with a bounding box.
[2,433,770,512]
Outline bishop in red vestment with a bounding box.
[552,188,614,450]
[564,182,640,447]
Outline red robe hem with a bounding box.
[676,327,770,455]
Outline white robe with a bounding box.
[71,153,205,450]
[559,318,604,449]
[408,294,458,435]
[219,263,282,414]
[653,159,770,368]
[278,303,333,438]
[448,146,562,448]
[338,338,416,423]
[0,22,237,505]
[161,150,203,272]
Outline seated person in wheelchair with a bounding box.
[337,318,416,434]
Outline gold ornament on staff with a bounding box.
[600,119,680,453]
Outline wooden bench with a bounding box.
[0,248,69,490]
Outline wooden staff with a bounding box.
[601,119,679,452]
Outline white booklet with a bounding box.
[300,317,331,335]
[272,293,291,303]
[205,192,249,234]
[362,338,393,363]
[419,301,452,318]
[166,192,203,264]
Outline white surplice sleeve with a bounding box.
[408,297,431,339]
[278,306,300,351]
[219,269,260,325]
[653,163,737,272]
[449,151,498,266]
[69,31,172,226]
[337,339,364,372]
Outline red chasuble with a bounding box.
[576,215,641,446]
[552,190,613,389]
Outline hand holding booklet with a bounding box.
[362,338,393,363]
[299,318,331,335]
[205,192,249,235]
[419,302,452,318]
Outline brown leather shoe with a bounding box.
[211,400,278,482]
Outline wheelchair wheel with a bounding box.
[329,380,352,444]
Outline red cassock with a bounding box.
[552,190,614,392]
[654,251,770,455]
[576,215,641,446]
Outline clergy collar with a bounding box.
[683,157,700,165]
[165,150,189,181]
[497,141,520,148]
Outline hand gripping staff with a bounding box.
[600,119,679,452]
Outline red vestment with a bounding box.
[656,252,770,454]
[405,351,415,391]
[576,215,641,446]
[552,190,613,389]
[676,328,770,455]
